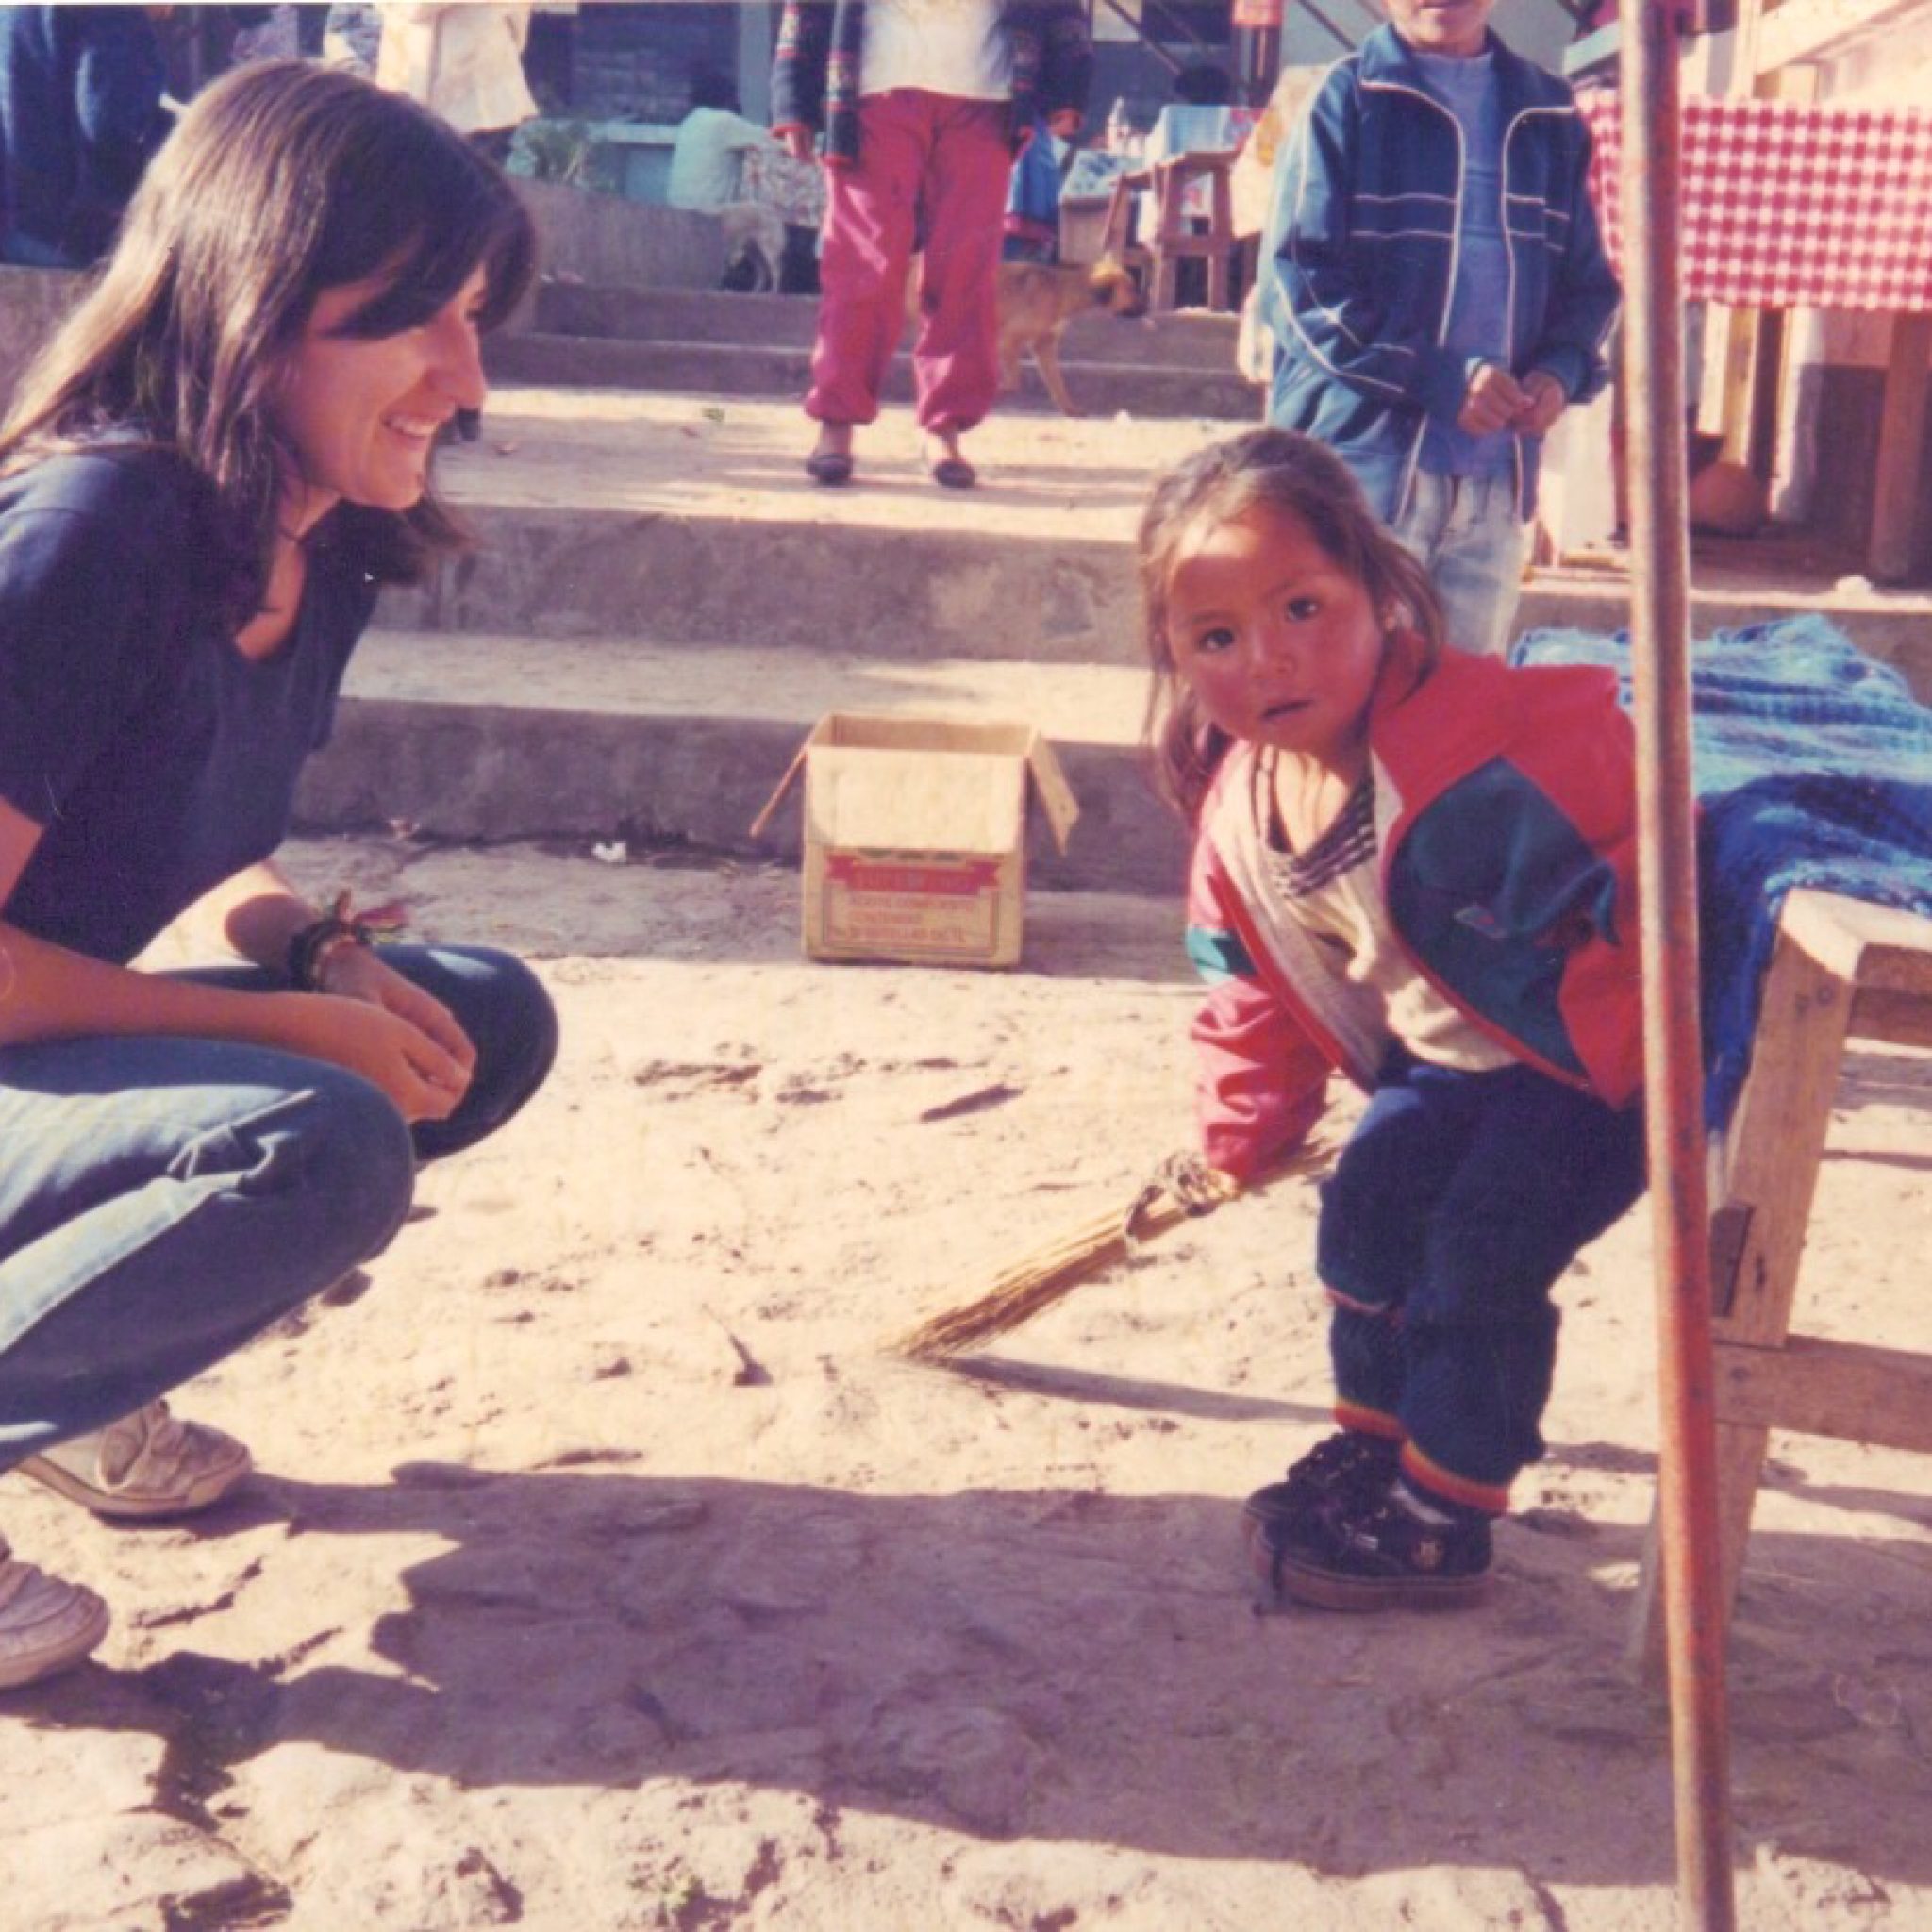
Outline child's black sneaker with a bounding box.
[1240,1429,1401,1589]
[1258,1475,1492,1611]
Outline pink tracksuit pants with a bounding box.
[806,90,1013,437]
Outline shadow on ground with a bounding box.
[25,1457,1932,1890]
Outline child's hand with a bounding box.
[1149,1150,1241,1213]
[1457,361,1530,437]
[1122,1151,1239,1246]
[1517,370,1569,438]
[781,127,815,162]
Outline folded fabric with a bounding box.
[1515,615,1932,1127]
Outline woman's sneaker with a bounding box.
[1241,1429,1402,1587]
[15,1401,252,1520]
[0,1537,109,1690]
[1260,1475,1493,1611]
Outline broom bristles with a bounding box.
[889,1141,1329,1363]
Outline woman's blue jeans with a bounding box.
[0,946,558,1472]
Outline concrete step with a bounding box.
[399,389,1213,663]
[299,630,1190,896]
[414,389,1932,695]
[487,329,1260,420]
[308,384,1932,893]
[531,280,1241,368]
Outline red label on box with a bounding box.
[824,856,1003,897]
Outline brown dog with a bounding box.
[905,254,1146,417]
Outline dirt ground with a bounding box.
[3,832,1930,1931]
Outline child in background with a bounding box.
[1141,429,1647,1608]
[771,0,1091,490]
[1002,112,1063,263]
[668,67,780,216]
[1260,0,1619,657]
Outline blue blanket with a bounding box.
[1515,615,1932,1127]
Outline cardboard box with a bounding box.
[753,714,1079,968]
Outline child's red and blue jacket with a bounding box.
[1188,641,1643,1182]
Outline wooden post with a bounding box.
[1869,312,1932,585]
[1618,0,1739,1925]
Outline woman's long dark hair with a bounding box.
[1139,429,1445,821]
[0,58,536,620]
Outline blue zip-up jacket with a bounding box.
[1261,25,1619,523]
[0,6,167,267]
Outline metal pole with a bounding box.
[1617,2,1738,1926]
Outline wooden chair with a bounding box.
[1629,889,1932,1668]
[1098,165,1152,286]
[1100,151,1243,311]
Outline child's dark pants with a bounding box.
[1315,1047,1647,1514]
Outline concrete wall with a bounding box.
[0,265,85,414]
[0,190,724,406]
[511,178,725,308]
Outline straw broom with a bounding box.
[889,1141,1332,1363]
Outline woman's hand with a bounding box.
[317,944,477,1075]
[276,991,471,1123]
[782,127,815,163]
[285,951,475,1122]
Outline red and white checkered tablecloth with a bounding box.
[1578,90,1932,313]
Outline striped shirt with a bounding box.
[1257,758,1514,1072]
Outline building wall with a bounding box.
[1771,4,1932,573]
[0,267,84,412]
[569,1,741,121]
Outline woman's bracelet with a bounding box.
[286,899,376,991]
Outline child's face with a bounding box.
[1164,502,1389,775]
[1383,0,1497,58]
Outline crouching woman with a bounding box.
[0,60,557,1689]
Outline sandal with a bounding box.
[804,450,854,486]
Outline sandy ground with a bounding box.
[3,832,1930,1931]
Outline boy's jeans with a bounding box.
[1392,470,1530,659]
[0,945,557,1469]
[1315,1049,1647,1513]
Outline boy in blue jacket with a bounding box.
[1261,0,1619,657]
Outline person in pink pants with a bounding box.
[772,0,1091,490]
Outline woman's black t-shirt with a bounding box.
[0,445,377,963]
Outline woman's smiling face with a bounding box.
[270,262,490,527]
[1164,501,1390,776]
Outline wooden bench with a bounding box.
[1630,888,1932,1667]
